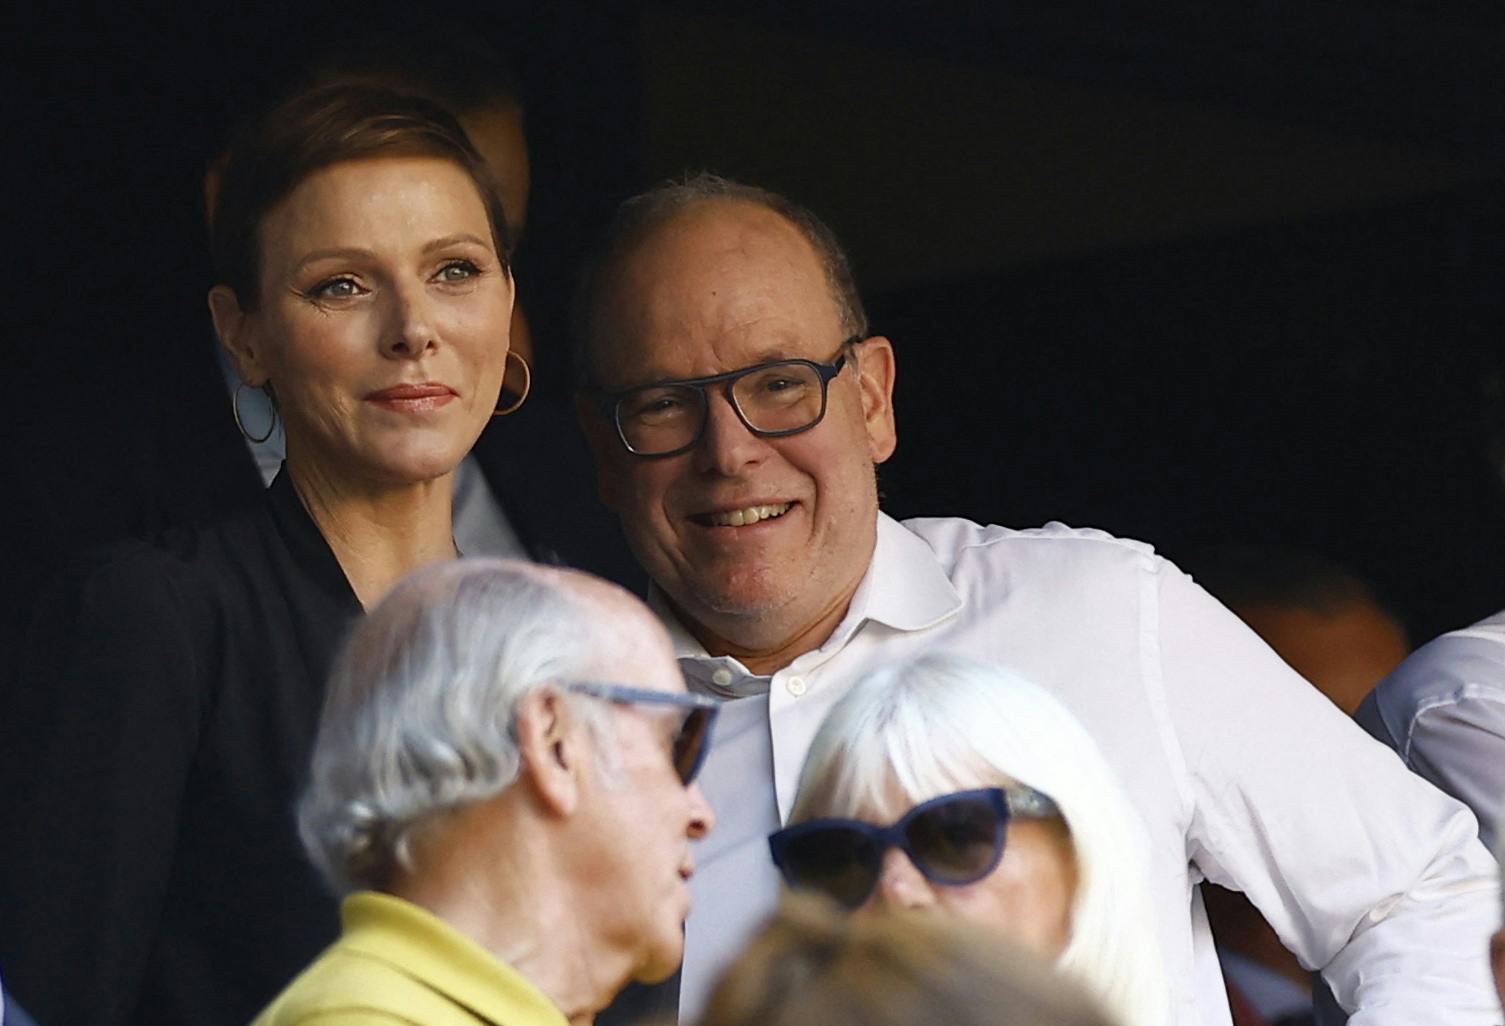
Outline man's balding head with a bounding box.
[572,174,867,388]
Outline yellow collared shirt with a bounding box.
[251,891,570,1026]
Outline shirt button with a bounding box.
[711,668,734,687]
[786,676,807,697]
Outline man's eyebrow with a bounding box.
[621,350,806,389]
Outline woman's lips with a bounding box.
[365,383,457,411]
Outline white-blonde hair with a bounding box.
[790,652,1168,1026]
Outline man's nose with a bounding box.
[686,781,716,839]
[383,282,439,359]
[692,389,770,475]
[865,847,936,912]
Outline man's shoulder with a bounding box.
[895,514,1160,569]
[250,945,455,1026]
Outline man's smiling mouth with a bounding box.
[692,502,794,527]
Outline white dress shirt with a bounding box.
[665,514,1501,1026]
[1358,609,1505,853]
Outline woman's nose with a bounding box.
[384,284,438,358]
[867,847,936,912]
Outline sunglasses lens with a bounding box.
[672,707,712,784]
[905,795,1006,883]
[774,827,881,909]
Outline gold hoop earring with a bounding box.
[493,351,531,417]
[233,382,277,444]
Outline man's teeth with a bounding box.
[707,503,791,527]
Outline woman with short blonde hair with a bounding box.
[771,652,1169,1026]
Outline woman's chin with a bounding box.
[310,445,468,491]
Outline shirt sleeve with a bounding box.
[1154,563,1501,1025]
[0,552,206,1025]
[1403,690,1505,855]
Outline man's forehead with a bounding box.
[592,200,844,384]
[622,198,818,276]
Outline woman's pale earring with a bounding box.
[493,351,531,417]
[232,381,278,444]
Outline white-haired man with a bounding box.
[573,174,1500,1026]
[252,559,716,1025]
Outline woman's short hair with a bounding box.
[697,893,1116,1026]
[211,83,512,310]
[790,652,1168,1026]
[297,559,616,895]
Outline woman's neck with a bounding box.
[287,455,457,609]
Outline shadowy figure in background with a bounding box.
[1191,545,1414,1026]
[253,559,716,1026]
[695,894,1116,1026]
[1192,545,1410,716]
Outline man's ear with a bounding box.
[854,335,897,465]
[208,285,269,387]
[575,391,626,511]
[514,688,586,817]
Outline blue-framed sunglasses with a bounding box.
[566,682,719,785]
[767,786,1060,909]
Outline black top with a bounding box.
[0,470,362,1026]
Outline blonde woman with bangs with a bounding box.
[770,652,1169,1026]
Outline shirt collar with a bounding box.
[340,891,569,1026]
[650,511,962,688]
[848,511,964,634]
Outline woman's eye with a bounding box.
[436,259,481,283]
[309,276,364,300]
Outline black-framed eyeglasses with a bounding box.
[566,681,719,785]
[590,336,866,458]
[767,786,1061,910]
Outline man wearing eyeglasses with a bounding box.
[574,174,1500,1026]
[251,559,717,1026]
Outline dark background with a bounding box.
[8,1,1505,651]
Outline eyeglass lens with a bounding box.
[672,707,714,785]
[618,360,829,455]
[777,793,1006,908]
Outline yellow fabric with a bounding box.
[250,891,570,1026]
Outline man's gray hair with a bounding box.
[297,558,619,895]
[570,172,868,386]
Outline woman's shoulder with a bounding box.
[51,506,271,616]
[22,502,291,683]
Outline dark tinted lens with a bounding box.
[672,707,713,784]
[904,795,1005,883]
[775,826,882,909]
